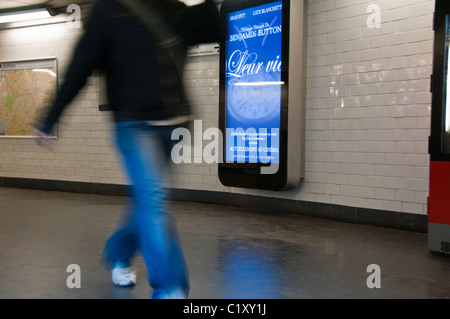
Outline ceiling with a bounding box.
[0,0,97,10]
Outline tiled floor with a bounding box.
[0,187,449,299]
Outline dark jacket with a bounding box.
[37,0,221,134]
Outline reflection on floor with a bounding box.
[0,187,449,299]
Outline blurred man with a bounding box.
[35,0,221,299]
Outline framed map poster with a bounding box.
[0,58,57,137]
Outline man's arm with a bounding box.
[36,2,108,135]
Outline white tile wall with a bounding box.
[0,22,126,185]
[304,0,433,215]
[0,0,435,216]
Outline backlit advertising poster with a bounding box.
[224,1,283,164]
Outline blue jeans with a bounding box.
[102,121,189,299]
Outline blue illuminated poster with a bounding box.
[225,1,283,164]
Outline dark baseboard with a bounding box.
[0,177,428,233]
[0,177,127,196]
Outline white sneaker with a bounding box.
[112,264,136,287]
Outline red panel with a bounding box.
[428,161,450,225]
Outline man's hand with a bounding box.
[34,129,56,150]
